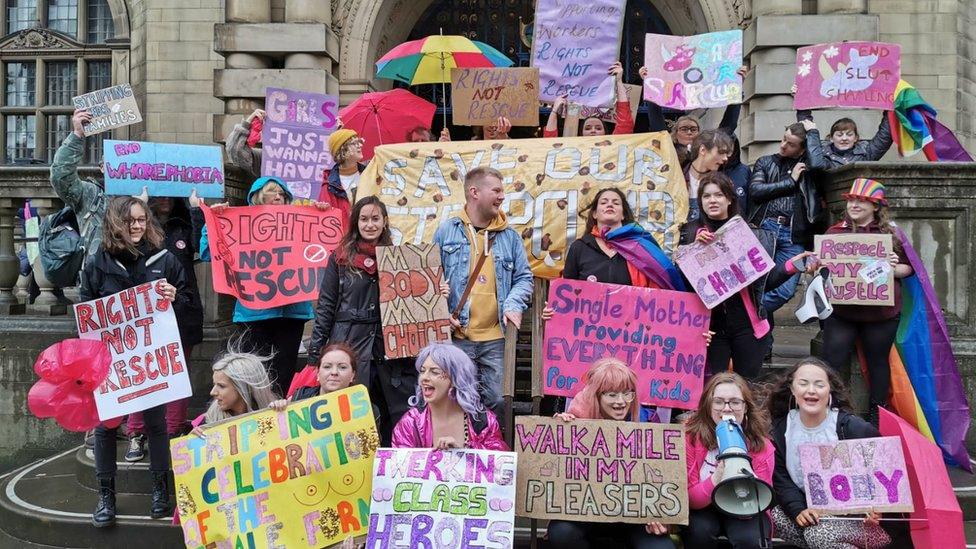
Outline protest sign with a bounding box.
[642,30,743,110]
[201,204,344,309]
[171,385,378,549]
[261,87,340,200]
[815,233,895,306]
[72,83,142,136]
[799,436,914,514]
[674,215,773,309]
[74,280,191,420]
[574,83,642,124]
[377,243,452,359]
[543,278,710,409]
[515,416,688,524]
[531,0,625,107]
[367,448,517,549]
[794,41,901,110]
[358,132,687,279]
[104,139,224,198]
[451,67,540,127]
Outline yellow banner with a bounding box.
[358,132,688,279]
[170,385,378,549]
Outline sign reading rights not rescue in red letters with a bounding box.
[74,280,192,420]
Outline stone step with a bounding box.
[950,464,976,522]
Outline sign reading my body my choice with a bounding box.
[104,139,224,198]
[543,278,710,409]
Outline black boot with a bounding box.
[150,471,170,519]
[92,477,116,528]
[866,401,884,429]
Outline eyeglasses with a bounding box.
[711,397,746,411]
[127,217,148,226]
[676,126,699,134]
[603,391,635,402]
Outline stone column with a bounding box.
[285,0,329,24]
[752,0,802,16]
[0,209,23,315]
[26,257,66,316]
[226,0,271,23]
[817,0,867,14]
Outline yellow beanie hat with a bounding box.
[328,129,358,158]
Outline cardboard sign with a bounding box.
[799,436,914,514]
[74,280,191,420]
[171,386,379,549]
[72,83,142,136]
[514,416,688,524]
[543,278,710,409]
[358,132,687,280]
[201,204,344,309]
[104,140,224,198]
[261,87,340,200]
[643,30,743,110]
[674,216,774,309]
[815,233,895,306]
[367,448,517,549]
[451,67,540,127]
[573,84,642,124]
[794,41,901,110]
[531,0,625,108]
[377,243,452,359]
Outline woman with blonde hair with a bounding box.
[201,348,279,425]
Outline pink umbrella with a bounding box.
[28,339,122,432]
[338,88,437,161]
[879,407,965,549]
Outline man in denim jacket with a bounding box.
[434,166,533,416]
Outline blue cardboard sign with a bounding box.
[104,139,225,198]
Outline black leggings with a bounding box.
[682,506,770,549]
[371,357,418,446]
[548,520,675,549]
[821,314,900,405]
[237,318,307,396]
[95,404,168,479]
[706,323,772,380]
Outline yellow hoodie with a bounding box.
[456,208,509,341]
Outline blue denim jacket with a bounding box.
[433,216,533,328]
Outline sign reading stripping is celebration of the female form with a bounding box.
[515,416,688,525]
[674,216,773,309]
[815,233,895,306]
[104,140,224,198]
[377,243,452,359]
[531,0,625,108]
[794,41,901,110]
[171,386,378,549]
[74,280,191,420]
[261,87,340,200]
[642,30,743,110]
[358,132,687,279]
[200,204,344,309]
[543,278,710,409]
[367,448,517,549]
[799,436,914,514]
[72,83,142,136]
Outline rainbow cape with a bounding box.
[888,80,973,162]
[602,223,687,291]
[860,225,972,471]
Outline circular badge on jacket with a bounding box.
[478,274,488,284]
[587,275,598,282]
[364,258,375,268]
[175,240,186,249]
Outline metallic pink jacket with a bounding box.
[391,406,509,451]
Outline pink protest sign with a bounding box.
[794,41,901,110]
[642,30,743,110]
[674,216,773,309]
[543,278,710,409]
[799,436,914,514]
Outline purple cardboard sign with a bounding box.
[642,30,743,110]
[673,216,773,309]
[531,0,625,108]
[260,87,340,200]
[799,436,914,514]
[794,41,901,110]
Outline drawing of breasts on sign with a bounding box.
[642,30,743,110]
[72,83,142,136]
[452,67,540,127]
[104,140,224,198]
[377,243,452,359]
[814,233,895,306]
[794,41,901,110]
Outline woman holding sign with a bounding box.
[81,196,188,528]
[820,179,912,427]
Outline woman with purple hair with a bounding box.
[390,342,508,451]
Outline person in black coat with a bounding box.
[80,196,188,528]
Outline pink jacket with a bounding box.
[685,432,774,510]
[391,407,509,451]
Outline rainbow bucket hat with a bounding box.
[843,177,887,206]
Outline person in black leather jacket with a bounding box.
[796,110,893,169]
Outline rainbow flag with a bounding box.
[602,223,687,291]
[888,80,973,161]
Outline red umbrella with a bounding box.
[338,88,436,161]
[28,339,122,432]
[879,407,965,549]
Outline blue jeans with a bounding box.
[452,337,505,417]
[760,217,805,313]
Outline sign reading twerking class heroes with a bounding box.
[794,41,901,110]
[815,233,895,306]
[72,83,142,136]
[642,30,743,110]
[104,140,225,198]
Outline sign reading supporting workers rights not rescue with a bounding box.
[72,83,142,136]
[104,139,225,198]
[171,385,379,549]
[515,416,688,525]
[201,204,344,309]
[74,280,191,420]
[377,243,452,359]
[367,448,518,549]
[815,233,895,306]
[358,132,688,280]
[451,67,540,127]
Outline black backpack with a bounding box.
[38,207,85,287]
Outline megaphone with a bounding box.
[712,416,773,518]
[795,267,834,324]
